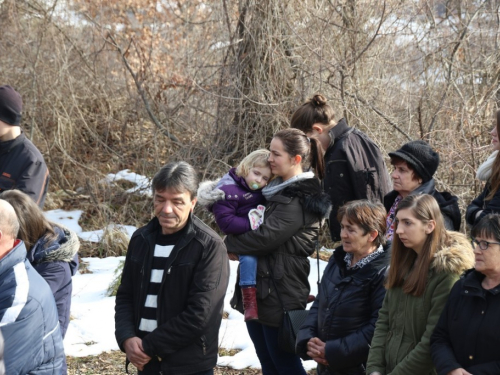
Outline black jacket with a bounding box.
[323,119,391,242]
[296,245,390,375]
[0,132,49,208]
[226,178,331,327]
[466,184,500,227]
[114,215,230,375]
[384,179,461,231]
[431,270,500,375]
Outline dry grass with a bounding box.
[66,351,316,374]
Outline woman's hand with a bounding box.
[227,253,239,261]
[306,337,328,366]
[447,369,473,375]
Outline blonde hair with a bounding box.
[235,149,271,177]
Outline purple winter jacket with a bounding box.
[211,168,266,235]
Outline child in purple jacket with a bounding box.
[198,149,272,321]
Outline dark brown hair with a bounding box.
[0,190,58,252]
[337,200,387,248]
[386,194,448,296]
[273,128,325,179]
[290,94,336,133]
[486,110,500,200]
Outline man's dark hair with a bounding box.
[152,161,199,199]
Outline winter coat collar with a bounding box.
[272,178,331,219]
[462,269,500,296]
[30,226,80,265]
[333,243,391,281]
[327,118,352,149]
[0,132,25,155]
[430,231,474,275]
[0,240,27,276]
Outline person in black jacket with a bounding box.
[225,128,331,375]
[431,213,500,375]
[296,200,390,375]
[384,140,460,240]
[114,161,230,375]
[466,110,500,227]
[0,85,49,207]
[290,94,391,243]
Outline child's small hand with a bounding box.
[248,205,265,230]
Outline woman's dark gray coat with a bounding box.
[296,245,390,375]
[226,178,331,327]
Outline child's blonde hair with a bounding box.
[235,149,271,177]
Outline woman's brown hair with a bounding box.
[290,94,336,133]
[486,110,500,200]
[273,128,325,179]
[0,189,58,252]
[386,194,449,296]
[337,200,387,248]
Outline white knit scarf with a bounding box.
[476,151,498,182]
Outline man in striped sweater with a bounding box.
[115,162,230,375]
[0,199,64,374]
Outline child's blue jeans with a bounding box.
[239,254,257,286]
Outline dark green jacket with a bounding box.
[226,178,331,327]
[366,232,474,375]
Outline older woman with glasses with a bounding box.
[431,213,500,375]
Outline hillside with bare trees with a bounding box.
[1,0,499,235]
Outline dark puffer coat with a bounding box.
[466,184,500,227]
[226,178,331,327]
[30,226,80,339]
[384,179,461,231]
[296,245,390,375]
[0,240,65,374]
[431,270,500,375]
[323,119,391,242]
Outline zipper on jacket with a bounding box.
[156,237,191,321]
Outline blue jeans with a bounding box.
[246,321,306,375]
[239,255,257,286]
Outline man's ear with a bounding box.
[190,197,198,212]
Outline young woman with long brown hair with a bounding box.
[367,194,474,375]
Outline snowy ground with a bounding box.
[46,170,329,371]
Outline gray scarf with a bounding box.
[476,151,498,182]
[262,171,315,200]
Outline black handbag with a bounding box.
[267,239,321,354]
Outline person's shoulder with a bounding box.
[17,134,45,161]
[192,216,225,246]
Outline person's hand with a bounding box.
[368,372,382,375]
[306,337,328,366]
[124,337,151,371]
[227,252,239,261]
[447,369,473,375]
[248,205,265,230]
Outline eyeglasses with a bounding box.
[471,238,500,250]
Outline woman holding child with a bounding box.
[225,128,331,375]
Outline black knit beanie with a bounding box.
[389,140,439,183]
[0,85,22,126]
